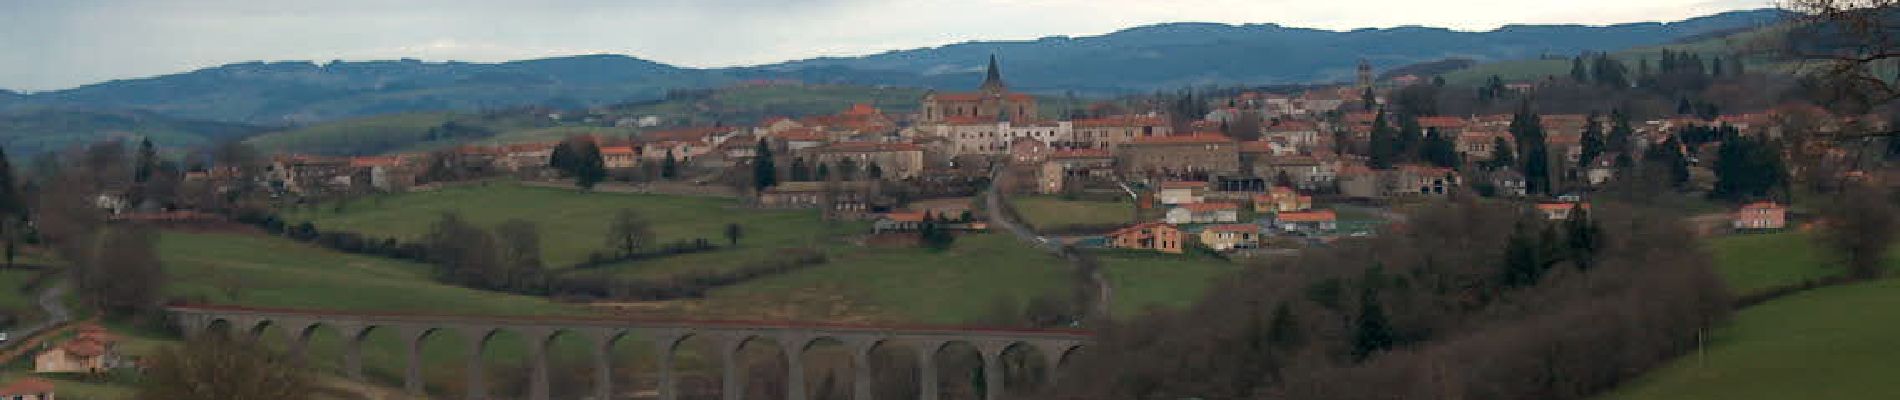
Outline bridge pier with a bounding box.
[400,326,431,397]
[781,334,811,400]
[586,329,617,400]
[721,335,745,400]
[519,328,554,400]
[917,340,944,400]
[980,342,1005,400]
[654,333,684,400]
[463,328,488,400]
[849,338,876,400]
[338,324,369,382]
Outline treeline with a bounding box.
[1054,199,1731,400]
[228,208,800,301]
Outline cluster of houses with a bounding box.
[1102,180,1344,254]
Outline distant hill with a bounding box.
[1440,21,1792,85]
[4,9,1789,125]
[0,108,264,156]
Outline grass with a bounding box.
[285,183,859,271]
[640,233,1074,325]
[1094,251,1238,318]
[1706,231,1900,296]
[160,231,587,316]
[1009,196,1135,230]
[1601,278,1900,400]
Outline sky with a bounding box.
[0,0,1774,92]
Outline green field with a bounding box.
[1707,232,1900,295]
[1094,251,1238,318]
[1603,279,1900,400]
[285,183,859,272]
[1009,196,1136,231]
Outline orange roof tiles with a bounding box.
[1177,202,1240,212]
[1417,116,1468,129]
[1239,141,1276,153]
[0,378,53,396]
[1107,222,1179,238]
[599,146,636,156]
[883,212,927,222]
[1277,210,1338,222]
[1049,149,1114,159]
[1536,202,1589,212]
[1129,133,1233,145]
[1204,224,1260,233]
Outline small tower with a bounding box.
[980,54,1007,94]
[1357,59,1373,89]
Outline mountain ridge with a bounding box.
[6,8,1791,124]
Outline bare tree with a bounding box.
[1817,182,1898,279]
[606,209,655,256]
[138,336,314,400]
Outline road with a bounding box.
[985,167,1114,321]
[8,281,70,343]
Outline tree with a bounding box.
[1569,56,1589,83]
[555,137,607,189]
[1817,183,1897,280]
[724,223,743,246]
[1710,135,1789,202]
[1579,112,1607,169]
[660,149,679,180]
[76,227,165,316]
[134,137,159,184]
[753,138,778,191]
[606,209,655,257]
[1368,109,1398,169]
[1509,101,1552,194]
[816,162,831,182]
[789,157,811,182]
[1643,137,1692,190]
[1360,87,1377,111]
[139,336,313,400]
[1350,267,1394,361]
[0,147,20,268]
[866,161,884,180]
[838,157,860,181]
[492,219,544,292]
[423,212,501,288]
[1486,137,1516,171]
[1421,128,1459,169]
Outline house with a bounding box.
[0,378,54,400]
[1273,210,1338,233]
[1199,224,1262,251]
[1038,149,1116,194]
[35,324,119,374]
[1156,181,1209,205]
[1488,170,1529,197]
[1118,133,1241,177]
[1072,115,1172,149]
[1733,201,1788,231]
[1585,154,1620,185]
[756,181,872,214]
[1252,186,1312,213]
[873,212,927,234]
[805,142,928,180]
[1107,222,1186,254]
[1536,202,1590,221]
[1166,202,1241,224]
[599,146,639,169]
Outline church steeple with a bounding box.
[980,54,1007,93]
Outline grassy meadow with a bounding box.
[1008,196,1136,230]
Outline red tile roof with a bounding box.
[599,146,636,156]
[1107,222,1179,238]
[816,142,924,153]
[1129,133,1233,145]
[1536,202,1589,212]
[1177,202,1240,212]
[1203,224,1259,233]
[0,378,53,396]
[883,212,927,222]
[1277,210,1338,222]
[1159,181,1209,190]
[1049,149,1113,159]
[772,128,827,142]
[1417,116,1469,129]
[1239,141,1276,154]
[1074,115,1168,127]
[1265,120,1320,131]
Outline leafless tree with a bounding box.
[1818,182,1899,279]
[606,208,655,256]
[138,336,314,400]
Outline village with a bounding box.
[152,56,1825,263]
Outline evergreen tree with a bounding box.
[1422,128,1459,168]
[1607,110,1635,155]
[1570,56,1589,83]
[1368,109,1398,169]
[816,162,831,181]
[1350,267,1394,361]
[752,138,777,190]
[1579,111,1607,168]
[1487,137,1516,170]
[1509,101,1552,194]
[572,139,606,189]
[1397,112,1422,162]
[134,138,159,183]
[838,157,859,181]
[1563,205,1601,270]
[1643,137,1691,189]
[0,147,19,268]
[1711,135,1789,202]
[866,161,884,180]
[790,157,810,182]
[661,149,679,180]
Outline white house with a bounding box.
[1165,202,1241,225]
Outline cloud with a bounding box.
[0,0,1775,91]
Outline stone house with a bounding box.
[35,325,120,374]
[805,142,928,180]
[1038,149,1116,194]
[1107,222,1185,254]
[1118,133,1240,177]
[1252,186,1312,213]
[1166,202,1241,225]
[1733,201,1787,231]
[1272,210,1339,233]
[1198,224,1261,251]
[1071,115,1172,150]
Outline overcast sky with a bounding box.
[0,0,1774,92]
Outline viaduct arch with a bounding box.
[169,305,1091,400]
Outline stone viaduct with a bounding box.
[169,305,1092,400]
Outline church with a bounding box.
[919,56,1038,124]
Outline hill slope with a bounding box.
[0,108,264,156]
[6,9,1787,124]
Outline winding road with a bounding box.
[985,166,1115,321]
